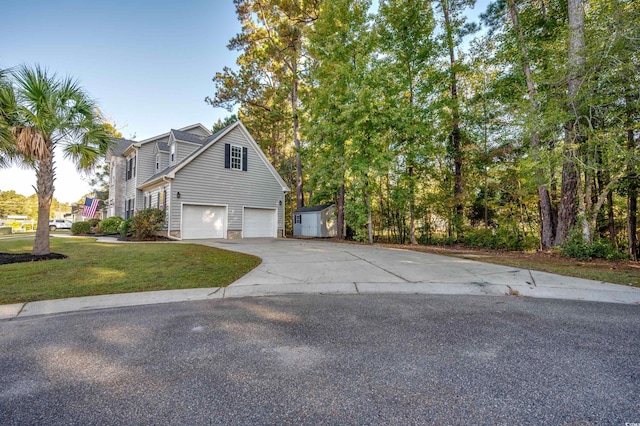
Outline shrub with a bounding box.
[71,221,91,235]
[462,227,538,251]
[101,216,124,234]
[87,218,101,227]
[561,230,628,261]
[119,218,134,237]
[129,208,166,240]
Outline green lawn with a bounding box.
[0,237,261,304]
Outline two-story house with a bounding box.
[106,121,289,239]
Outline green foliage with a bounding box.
[87,218,100,227]
[71,221,91,235]
[463,227,538,251]
[119,218,133,237]
[561,230,628,261]
[0,64,114,255]
[101,216,123,234]
[129,208,166,240]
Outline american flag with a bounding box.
[83,197,100,218]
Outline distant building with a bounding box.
[292,203,337,238]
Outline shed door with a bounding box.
[182,204,225,239]
[301,214,319,237]
[243,207,276,238]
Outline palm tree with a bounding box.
[0,65,112,255]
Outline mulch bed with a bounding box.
[0,252,68,265]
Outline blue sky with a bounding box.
[0,0,241,203]
[0,0,489,204]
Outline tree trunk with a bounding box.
[506,0,555,249]
[441,0,463,237]
[365,178,373,244]
[337,183,345,239]
[33,152,54,256]
[555,0,585,246]
[627,126,638,260]
[607,189,615,243]
[408,166,418,245]
[292,75,304,210]
[555,149,579,245]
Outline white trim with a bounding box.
[242,206,278,238]
[180,202,228,240]
[230,144,243,170]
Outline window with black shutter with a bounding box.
[225,143,247,171]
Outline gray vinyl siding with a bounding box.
[189,127,210,137]
[134,144,156,210]
[175,141,200,164]
[169,126,285,234]
[159,152,169,171]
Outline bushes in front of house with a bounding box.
[120,208,166,240]
[100,216,124,234]
[71,221,91,235]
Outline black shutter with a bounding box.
[242,147,248,171]
[224,143,230,169]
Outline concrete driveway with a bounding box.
[202,238,640,304]
[3,238,639,320]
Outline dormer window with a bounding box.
[170,143,176,164]
[155,153,160,171]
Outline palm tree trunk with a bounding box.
[33,153,54,255]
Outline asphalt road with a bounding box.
[1,294,639,425]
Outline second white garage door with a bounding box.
[182,204,226,239]
[243,207,276,238]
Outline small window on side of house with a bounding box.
[231,145,242,170]
[155,154,160,171]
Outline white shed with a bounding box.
[292,203,337,238]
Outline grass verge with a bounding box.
[0,237,260,304]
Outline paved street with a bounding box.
[1,295,639,425]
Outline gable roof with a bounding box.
[294,203,335,213]
[138,121,289,192]
[170,129,207,145]
[137,123,211,146]
[156,141,169,152]
[109,138,136,156]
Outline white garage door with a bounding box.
[182,204,226,239]
[243,207,276,238]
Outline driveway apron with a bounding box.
[196,238,640,304]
